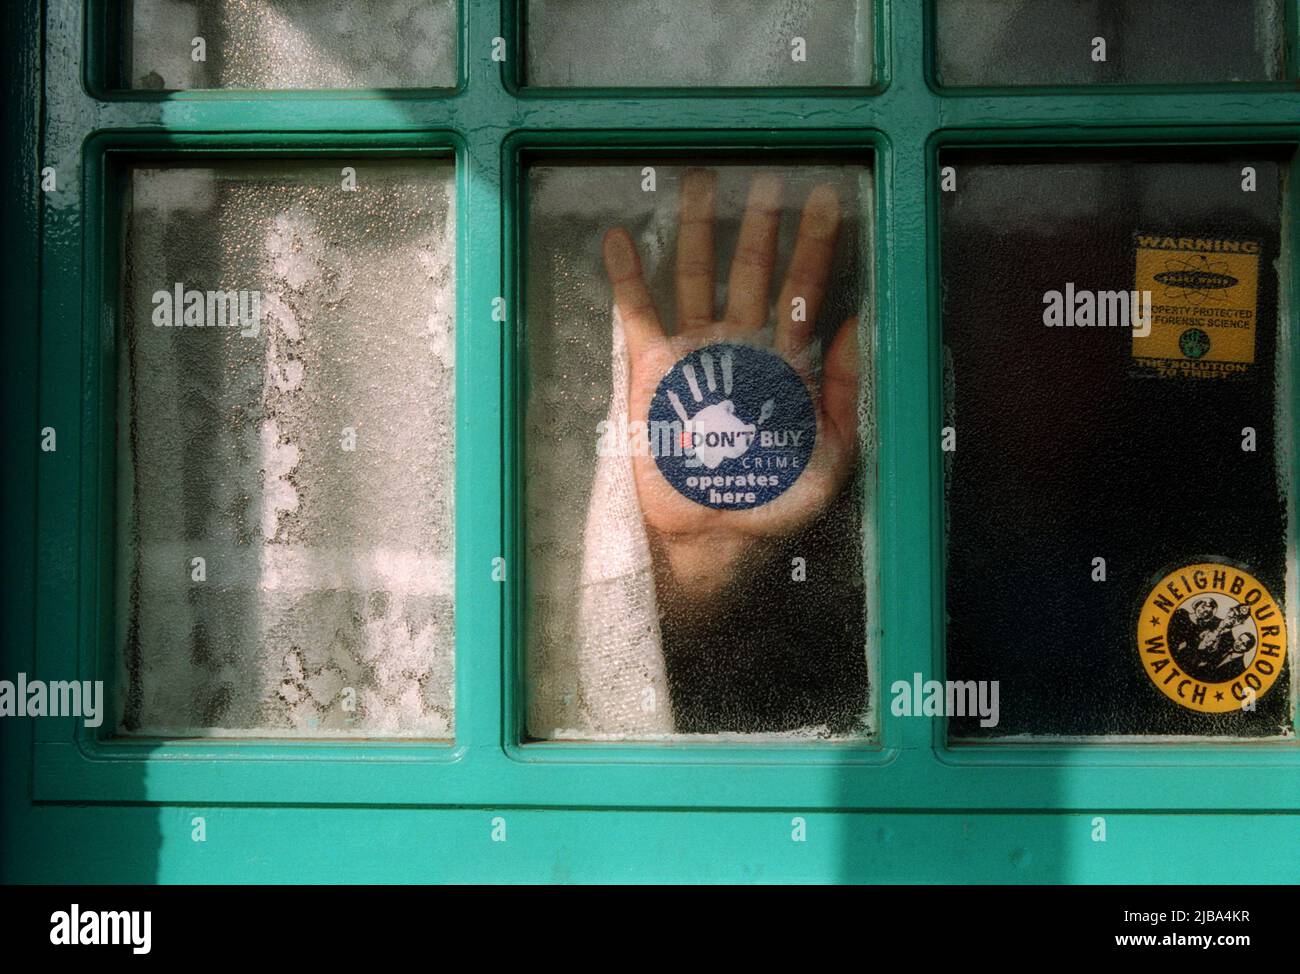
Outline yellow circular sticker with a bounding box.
[1137,563,1287,713]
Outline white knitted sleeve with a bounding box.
[542,311,675,737]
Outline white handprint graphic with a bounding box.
[664,348,773,469]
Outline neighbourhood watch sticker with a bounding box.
[649,342,815,510]
[1137,562,1286,714]
[1131,232,1260,380]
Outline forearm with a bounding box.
[651,518,870,736]
[647,528,778,611]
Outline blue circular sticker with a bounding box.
[648,342,816,510]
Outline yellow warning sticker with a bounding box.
[1131,233,1260,380]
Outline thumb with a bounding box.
[820,316,860,448]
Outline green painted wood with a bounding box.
[3,0,1299,884]
[11,806,1300,884]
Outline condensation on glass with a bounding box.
[935,0,1285,87]
[525,0,871,87]
[115,159,456,738]
[525,159,876,741]
[124,0,457,89]
[941,147,1294,741]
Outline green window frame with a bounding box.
[25,0,1300,830]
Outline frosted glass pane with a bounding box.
[525,0,871,87]
[936,0,1285,87]
[126,0,457,89]
[115,160,456,738]
[525,160,875,741]
[941,147,1293,740]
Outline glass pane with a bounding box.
[935,0,1285,87]
[115,159,456,738]
[525,0,871,87]
[941,147,1293,740]
[525,158,875,741]
[124,0,457,89]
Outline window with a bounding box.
[523,157,875,741]
[941,147,1292,740]
[24,0,1299,843]
[524,0,874,88]
[115,159,456,738]
[116,0,459,89]
[934,0,1287,87]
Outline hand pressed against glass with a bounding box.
[602,170,860,604]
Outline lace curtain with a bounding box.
[116,161,456,737]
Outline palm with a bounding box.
[602,172,860,600]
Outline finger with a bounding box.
[820,316,860,449]
[675,169,717,332]
[602,228,665,359]
[775,183,842,363]
[723,174,784,332]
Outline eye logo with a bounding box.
[649,342,815,510]
[1152,256,1238,305]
